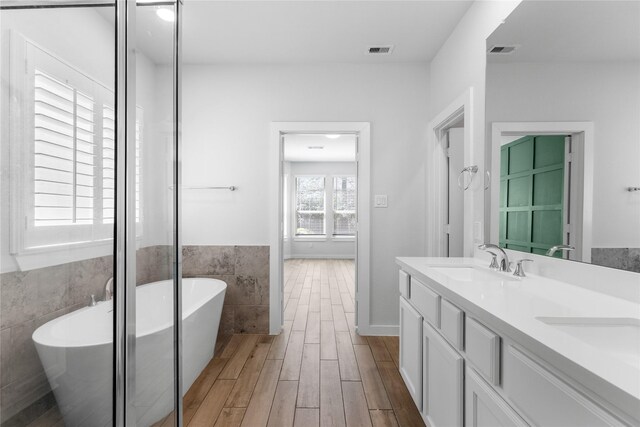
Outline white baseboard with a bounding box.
[289,254,356,260]
[356,324,399,336]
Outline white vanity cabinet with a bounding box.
[465,367,528,427]
[397,266,637,427]
[423,320,464,427]
[399,296,423,410]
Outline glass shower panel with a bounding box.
[133,3,178,426]
[0,4,116,426]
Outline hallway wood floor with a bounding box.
[178,258,424,427]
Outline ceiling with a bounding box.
[283,134,356,162]
[487,0,640,64]
[130,1,472,65]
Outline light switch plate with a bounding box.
[374,194,388,208]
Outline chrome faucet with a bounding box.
[478,243,512,272]
[546,245,575,257]
[104,277,113,301]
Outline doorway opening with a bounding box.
[426,88,475,258]
[269,122,371,335]
[283,133,357,339]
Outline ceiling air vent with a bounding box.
[366,45,394,55]
[488,45,518,54]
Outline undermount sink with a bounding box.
[430,266,519,282]
[536,317,640,367]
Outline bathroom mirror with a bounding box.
[485,0,640,272]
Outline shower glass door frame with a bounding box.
[0,0,184,425]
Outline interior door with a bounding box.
[447,128,465,257]
[499,135,567,256]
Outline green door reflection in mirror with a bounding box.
[500,135,567,257]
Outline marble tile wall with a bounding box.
[182,245,270,336]
[0,245,171,425]
[592,248,640,273]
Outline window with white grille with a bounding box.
[11,39,142,253]
[333,176,356,236]
[295,176,325,235]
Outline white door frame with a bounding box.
[426,88,475,257]
[269,122,371,335]
[489,121,594,263]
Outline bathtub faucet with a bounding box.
[104,278,113,301]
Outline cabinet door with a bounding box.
[399,296,422,410]
[466,367,529,427]
[423,321,463,427]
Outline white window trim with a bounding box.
[331,235,356,242]
[8,32,143,265]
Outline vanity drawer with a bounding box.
[399,270,410,299]
[410,278,440,327]
[465,317,500,385]
[503,345,620,426]
[440,299,464,351]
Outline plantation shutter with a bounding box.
[33,70,95,226]
[102,105,115,223]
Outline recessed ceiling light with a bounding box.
[325,134,341,139]
[308,146,325,150]
[156,8,175,22]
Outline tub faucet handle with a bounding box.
[89,294,97,307]
[104,278,113,301]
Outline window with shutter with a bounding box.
[295,176,326,235]
[333,176,356,236]
[10,38,142,254]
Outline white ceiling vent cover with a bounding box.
[488,45,519,54]
[366,45,394,55]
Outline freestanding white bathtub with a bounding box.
[32,278,226,427]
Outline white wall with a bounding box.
[286,161,356,259]
[486,61,640,248]
[428,0,521,250]
[179,63,430,327]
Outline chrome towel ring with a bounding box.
[457,165,479,190]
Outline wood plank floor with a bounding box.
[181,259,424,427]
[26,259,423,427]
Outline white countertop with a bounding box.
[396,256,640,418]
